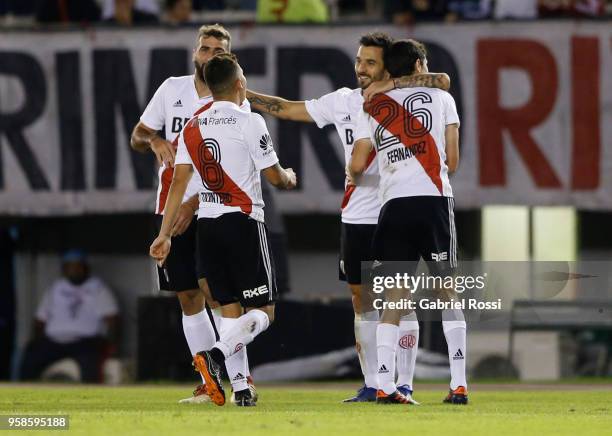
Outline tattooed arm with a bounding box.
[362,73,451,102]
[246,90,313,122]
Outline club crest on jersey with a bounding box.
[431,252,448,261]
[242,284,269,299]
[173,99,183,107]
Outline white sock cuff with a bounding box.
[399,320,420,330]
[253,309,270,330]
[247,309,270,331]
[442,320,466,333]
[214,340,230,358]
[182,310,209,326]
[377,323,399,349]
[356,310,379,322]
[220,317,238,334]
[399,312,419,330]
[401,311,418,322]
[211,308,223,329]
[442,308,466,322]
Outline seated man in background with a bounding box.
[20,250,119,383]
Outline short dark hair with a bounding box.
[385,39,427,77]
[204,53,240,96]
[359,32,393,60]
[197,24,231,51]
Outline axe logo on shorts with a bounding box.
[242,284,269,299]
[431,252,448,262]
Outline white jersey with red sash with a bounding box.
[175,101,279,223]
[355,87,459,204]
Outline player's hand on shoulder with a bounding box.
[150,137,176,167]
[363,79,394,102]
[285,168,297,189]
[149,235,171,266]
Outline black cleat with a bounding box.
[231,376,258,405]
[443,386,468,405]
[193,350,226,406]
[233,388,256,407]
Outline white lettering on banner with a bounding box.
[0,23,609,215]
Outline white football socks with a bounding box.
[182,311,216,384]
[354,310,379,389]
[442,309,467,390]
[221,317,249,392]
[396,312,419,390]
[376,322,399,395]
[214,309,270,359]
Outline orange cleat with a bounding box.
[193,351,226,406]
[443,386,468,405]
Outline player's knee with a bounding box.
[177,289,204,315]
[349,284,363,312]
[349,284,362,298]
[204,294,220,309]
[197,278,220,308]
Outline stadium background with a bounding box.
[0,0,611,388]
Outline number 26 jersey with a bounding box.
[355,87,459,205]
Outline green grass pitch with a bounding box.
[1,383,611,435]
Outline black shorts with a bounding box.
[155,214,199,292]
[339,222,376,285]
[197,212,278,308]
[372,196,457,275]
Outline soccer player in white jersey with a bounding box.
[130,24,256,405]
[350,39,467,405]
[150,53,296,406]
[246,32,449,403]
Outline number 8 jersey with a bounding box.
[174,100,279,223]
[355,87,459,204]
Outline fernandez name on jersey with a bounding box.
[356,87,460,202]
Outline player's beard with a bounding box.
[194,60,205,83]
[358,71,384,90]
[357,75,372,90]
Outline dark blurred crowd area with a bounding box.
[0,0,609,27]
